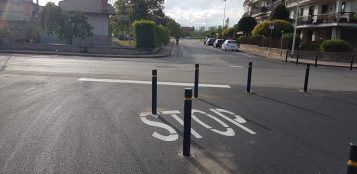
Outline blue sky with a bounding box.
[38,0,245,29]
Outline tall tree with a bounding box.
[40,2,93,45]
[270,4,290,21]
[236,16,257,36]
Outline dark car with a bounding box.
[206,38,216,46]
[213,39,225,48]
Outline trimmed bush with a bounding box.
[320,39,352,52]
[133,20,170,48]
[301,41,321,51]
[282,33,301,50]
[252,20,294,37]
[238,36,249,44]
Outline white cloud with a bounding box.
[39,0,245,28]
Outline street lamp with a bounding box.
[223,0,227,28]
[291,0,300,56]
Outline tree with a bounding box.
[40,2,93,45]
[252,20,293,37]
[270,4,290,21]
[222,27,235,39]
[236,16,257,36]
[163,17,182,38]
[224,18,229,29]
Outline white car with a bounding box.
[221,40,239,52]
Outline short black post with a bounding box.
[314,55,318,68]
[183,88,192,157]
[152,70,157,115]
[350,57,354,71]
[304,64,310,92]
[347,142,357,174]
[285,51,288,63]
[194,64,199,98]
[247,62,253,93]
[296,52,299,65]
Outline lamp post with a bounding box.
[280,30,284,56]
[223,0,227,28]
[291,0,300,56]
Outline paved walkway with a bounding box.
[241,48,355,69]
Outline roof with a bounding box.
[58,0,115,15]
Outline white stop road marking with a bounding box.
[140,108,256,142]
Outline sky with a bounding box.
[38,0,245,29]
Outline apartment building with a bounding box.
[243,0,286,22]
[286,0,357,46]
[244,0,357,47]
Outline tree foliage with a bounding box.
[270,4,290,21]
[252,20,293,37]
[236,16,257,35]
[40,2,93,45]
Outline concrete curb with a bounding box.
[0,42,174,59]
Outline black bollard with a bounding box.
[347,142,357,174]
[285,51,288,63]
[194,64,199,98]
[152,70,157,115]
[350,57,354,71]
[315,55,318,68]
[183,88,192,157]
[304,64,310,92]
[296,52,299,65]
[247,62,253,93]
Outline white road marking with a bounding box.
[139,112,178,141]
[78,78,231,88]
[192,109,235,137]
[210,109,256,135]
[160,110,203,139]
[229,66,244,68]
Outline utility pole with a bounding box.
[291,0,300,56]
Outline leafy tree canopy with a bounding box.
[40,2,93,45]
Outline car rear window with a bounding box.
[228,41,237,44]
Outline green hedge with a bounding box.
[133,20,170,48]
[320,39,352,52]
[282,33,300,49]
[252,20,293,37]
[301,41,321,51]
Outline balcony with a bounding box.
[296,12,357,27]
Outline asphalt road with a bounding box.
[0,40,356,174]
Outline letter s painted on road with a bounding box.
[139,112,178,142]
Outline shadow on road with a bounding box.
[253,92,334,119]
[157,116,237,174]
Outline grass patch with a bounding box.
[112,38,136,47]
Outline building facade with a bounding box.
[286,0,357,46]
[0,0,39,42]
[244,0,357,48]
[54,0,115,46]
[244,0,286,23]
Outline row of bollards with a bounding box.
[151,62,354,167]
[151,65,198,157]
[286,51,354,71]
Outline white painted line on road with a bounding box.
[78,78,231,88]
[229,66,244,68]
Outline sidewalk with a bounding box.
[241,48,356,69]
[0,42,174,58]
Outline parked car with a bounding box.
[213,39,225,48]
[206,38,216,46]
[222,40,239,51]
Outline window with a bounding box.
[300,8,304,16]
[321,5,328,14]
[309,6,315,16]
[341,2,346,12]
